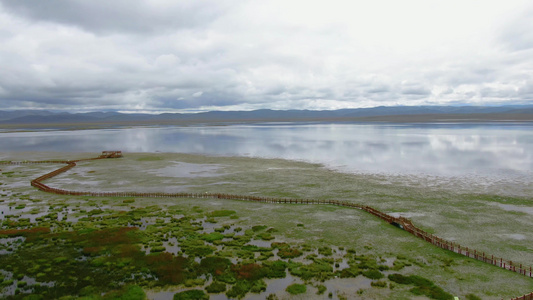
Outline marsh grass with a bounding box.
[0,152,532,299]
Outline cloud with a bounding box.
[498,6,533,52]
[0,0,233,34]
[0,0,532,112]
[154,54,181,68]
[400,82,432,96]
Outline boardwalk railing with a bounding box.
[2,151,532,299]
[511,293,533,300]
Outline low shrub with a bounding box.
[318,246,333,256]
[465,294,482,300]
[226,280,252,299]
[205,281,226,293]
[410,286,453,300]
[201,232,224,242]
[151,246,166,253]
[250,280,267,293]
[362,269,384,280]
[173,289,208,300]
[278,248,302,259]
[209,210,236,217]
[232,263,265,281]
[184,278,205,287]
[387,273,411,285]
[252,225,268,232]
[104,285,146,300]
[262,260,287,278]
[256,232,274,240]
[387,273,453,300]
[266,294,279,300]
[409,275,434,287]
[370,280,387,288]
[199,257,231,275]
[339,267,360,278]
[286,283,306,295]
[316,284,327,294]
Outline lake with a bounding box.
[1,122,532,181]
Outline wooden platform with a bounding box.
[99,151,123,158]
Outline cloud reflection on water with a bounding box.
[1,123,532,179]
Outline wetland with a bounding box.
[1,123,533,299]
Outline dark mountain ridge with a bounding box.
[1,105,532,125]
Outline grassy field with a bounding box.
[1,152,532,299]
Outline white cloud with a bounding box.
[154,54,181,68]
[0,0,532,112]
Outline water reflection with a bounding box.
[1,123,532,178]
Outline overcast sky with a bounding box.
[1,0,532,113]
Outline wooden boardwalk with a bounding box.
[1,151,532,299]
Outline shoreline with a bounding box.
[1,116,533,132]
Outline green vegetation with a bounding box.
[201,232,224,242]
[225,279,266,299]
[370,280,387,288]
[252,225,267,231]
[362,269,384,280]
[104,285,146,300]
[205,281,226,293]
[173,289,208,300]
[318,246,333,256]
[209,210,236,217]
[0,202,408,299]
[465,294,483,300]
[0,152,531,300]
[316,284,327,294]
[286,283,307,295]
[388,274,453,300]
[136,156,163,161]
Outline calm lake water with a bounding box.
[1,123,532,179]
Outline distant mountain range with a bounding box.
[1,105,533,126]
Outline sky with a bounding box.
[0,0,532,113]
